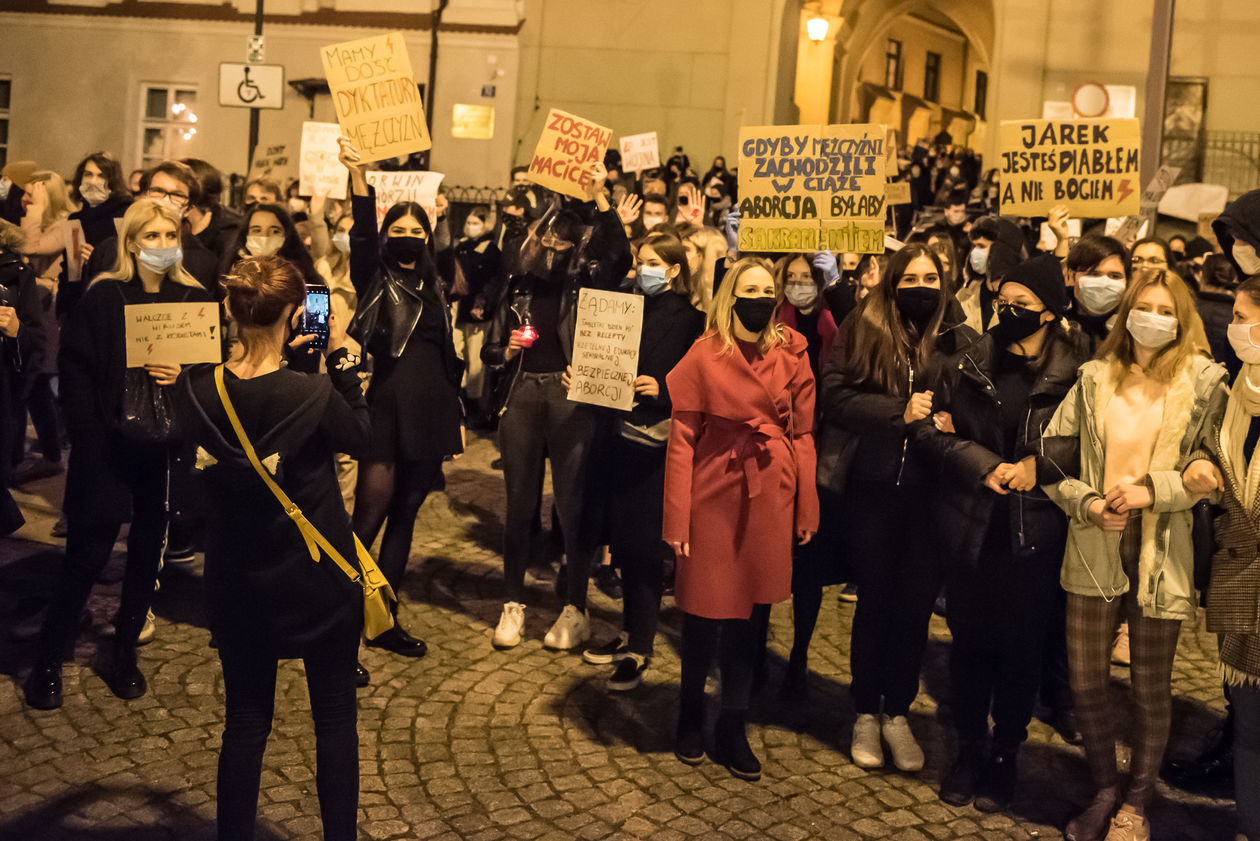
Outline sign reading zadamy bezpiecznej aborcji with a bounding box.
[320,31,432,162]
[999,118,1141,217]
[125,303,222,368]
[567,289,644,413]
[737,124,887,254]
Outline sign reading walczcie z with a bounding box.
[999,118,1141,217]
[737,124,887,254]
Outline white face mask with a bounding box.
[785,283,818,310]
[1234,242,1260,276]
[332,231,351,254]
[80,181,110,207]
[246,234,284,257]
[1076,275,1126,315]
[1228,322,1260,364]
[1126,309,1178,350]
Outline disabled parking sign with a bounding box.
[218,63,286,110]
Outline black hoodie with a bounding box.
[1214,189,1260,276]
[177,350,370,656]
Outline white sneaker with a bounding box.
[882,715,924,771]
[137,610,156,646]
[493,602,526,649]
[851,713,884,769]
[543,605,590,650]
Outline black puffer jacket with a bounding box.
[913,324,1085,565]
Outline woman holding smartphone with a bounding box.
[337,138,464,660]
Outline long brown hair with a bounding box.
[845,243,947,396]
[1095,268,1210,381]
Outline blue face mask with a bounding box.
[637,265,670,296]
[969,246,989,276]
[137,245,182,273]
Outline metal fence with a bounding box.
[1164,131,1260,199]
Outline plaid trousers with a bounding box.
[1066,517,1183,807]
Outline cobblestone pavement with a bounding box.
[0,433,1240,840]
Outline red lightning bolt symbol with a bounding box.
[1117,179,1134,205]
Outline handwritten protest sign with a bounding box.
[737,123,887,253]
[999,118,1141,217]
[619,132,660,174]
[567,288,643,412]
[299,122,348,199]
[248,141,295,184]
[65,220,85,283]
[124,303,221,368]
[320,31,431,162]
[365,170,445,226]
[527,108,613,200]
[886,180,912,206]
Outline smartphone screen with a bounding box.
[303,285,331,350]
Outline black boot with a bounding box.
[355,662,371,688]
[23,662,63,710]
[675,699,705,766]
[711,711,761,781]
[973,744,1019,813]
[366,623,428,658]
[779,653,808,703]
[1162,710,1234,796]
[939,738,985,806]
[99,642,147,700]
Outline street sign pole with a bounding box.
[247,0,264,172]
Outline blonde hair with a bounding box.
[30,171,72,229]
[705,256,788,355]
[92,198,202,289]
[1095,268,1210,381]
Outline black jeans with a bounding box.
[606,436,668,655]
[216,633,359,841]
[846,482,942,717]
[679,610,761,716]
[36,460,167,663]
[947,521,1063,747]
[498,372,598,608]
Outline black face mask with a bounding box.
[386,235,427,265]
[895,286,941,330]
[732,296,777,334]
[992,302,1047,345]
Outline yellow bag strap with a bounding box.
[213,364,373,591]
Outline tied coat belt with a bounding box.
[708,415,790,498]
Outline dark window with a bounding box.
[0,78,10,111]
[884,39,903,90]
[975,70,988,119]
[0,78,9,168]
[924,51,941,103]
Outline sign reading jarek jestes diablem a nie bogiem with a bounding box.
[737,124,887,254]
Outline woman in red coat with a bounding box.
[664,256,819,781]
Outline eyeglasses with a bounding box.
[1132,257,1168,267]
[992,299,1045,317]
[146,186,190,207]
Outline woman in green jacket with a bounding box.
[1040,268,1227,841]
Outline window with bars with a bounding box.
[0,77,10,169]
[138,85,199,170]
[884,39,903,91]
[924,52,941,103]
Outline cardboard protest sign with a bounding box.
[248,141,295,184]
[1103,165,1179,245]
[299,122,348,199]
[124,302,221,368]
[527,108,613,200]
[885,180,912,206]
[567,288,644,412]
[320,31,431,163]
[619,132,660,174]
[737,123,887,253]
[365,170,445,227]
[998,118,1141,217]
[65,219,85,283]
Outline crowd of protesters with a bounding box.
[2,129,1259,841]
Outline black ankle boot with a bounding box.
[973,744,1019,813]
[712,711,761,781]
[779,655,808,702]
[939,738,985,806]
[1162,711,1234,796]
[24,662,63,710]
[367,624,428,659]
[100,643,147,700]
[675,700,705,766]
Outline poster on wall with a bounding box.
[737,123,887,253]
[998,118,1141,217]
[1159,77,1208,185]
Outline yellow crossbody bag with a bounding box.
[213,365,397,640]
